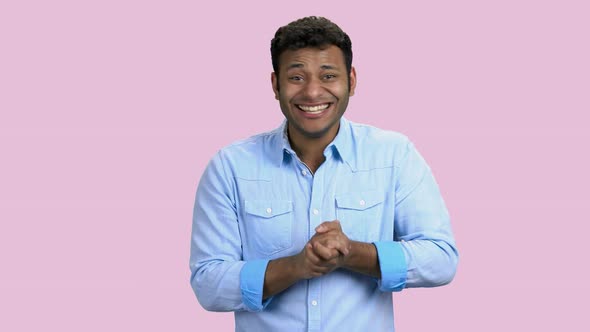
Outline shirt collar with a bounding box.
[271,117,356,170]
[328,117,354,169]
[268,120,292,168]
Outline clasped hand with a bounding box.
[296,220,351,279]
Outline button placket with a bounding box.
[307,162,325,332]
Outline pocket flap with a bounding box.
[245,200,293,218]
[336,190,384,211]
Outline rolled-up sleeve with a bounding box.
[373,241,407,291]
[393,140,459,288]
[240,259,273,311]
[190,151,273,312]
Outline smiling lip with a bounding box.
[296,103,332,114]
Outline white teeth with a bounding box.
[298,104,330,113]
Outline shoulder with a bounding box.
[220,128,277,157]
[349,120,410,146]
[346,120,412,169]
[211,126,282,180]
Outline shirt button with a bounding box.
[313,209,319,215]
[301,169,308,176]
[311,300,318,306]
[359,199,366,206]
[266,208,272,214]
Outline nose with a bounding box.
[302,77,323,100]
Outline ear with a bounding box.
[349,66,357,96]
[271,72,279,100]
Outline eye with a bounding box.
[323,74,336,80]
[289,76,303,81]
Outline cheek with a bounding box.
[325,81,349,96]
[278,94,293,112]
[328,86,348,100]
[279,88,297,104]
[280,99,290,110]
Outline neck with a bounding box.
[287,123,340,173]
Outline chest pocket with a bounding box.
[335,190,385,242]
[244,200,293,256]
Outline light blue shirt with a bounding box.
[190,117,458,332]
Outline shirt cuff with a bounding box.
[239,259,272,311]
[373,241,407,292]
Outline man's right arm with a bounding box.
[190,151,272,312]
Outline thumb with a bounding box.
[315,222,329,233]
[316,220,342,233]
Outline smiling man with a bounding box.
[190,16,458,332]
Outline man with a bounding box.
[190,16,458,332]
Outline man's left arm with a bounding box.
[384,139,459,290]
[311,139,458,291]
[311,223,381,279]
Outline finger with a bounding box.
[315,220,342,233]
[321,238,350,256]
[305,243,323,264]
[313,241,340,260]
[310,266,331,276]
[311,257,337,272]
[311,232,350,256]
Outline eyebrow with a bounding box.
[286,63,338,71]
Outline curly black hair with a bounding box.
[271,16,353,80]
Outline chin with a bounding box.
[302,129,330,139]
[297,121,339,139]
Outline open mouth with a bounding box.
[296,103,332,114]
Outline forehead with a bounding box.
[279,45,345,70]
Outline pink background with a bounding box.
[1,0,588,331]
